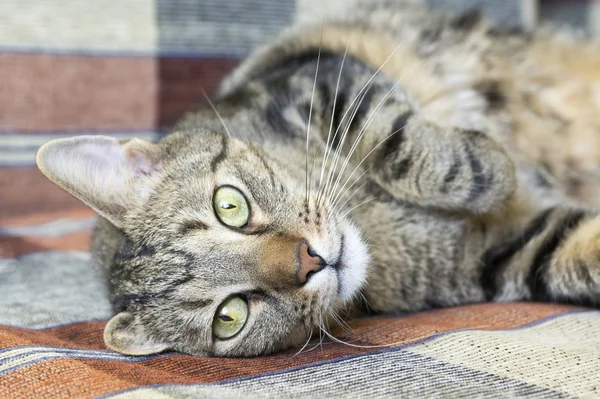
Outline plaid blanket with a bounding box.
[2,0,600,398]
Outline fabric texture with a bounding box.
[2,1,600,398]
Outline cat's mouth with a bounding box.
[333,236,346,271]
[331,220,370,304]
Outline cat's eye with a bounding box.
[213,186,250,228]
[212,296,248,339]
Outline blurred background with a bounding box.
[1,0,600,256]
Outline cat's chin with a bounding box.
[334,219,370,304]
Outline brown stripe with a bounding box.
[0,167,89,222]
[0,53,157,130]
[0,303,582,398]
[0,230,91,258]
[158,58,239,127]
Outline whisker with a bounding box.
[317,37,351,205]
[339,197,379,219]
[318,40,406,208]
[310,146,318,194]
[333,180,368,216]
[201,89,232,139]
[321,88,369,206]
[305,29,323,204]
[330,122,407,207]
[329,57,427,206]
[291,328,313,358]
[304,336,333,352]
[318,312,326,353]
[329,309,353,334]
[319,325,491,350]
[330,168,370,212]
[358,292,375,314]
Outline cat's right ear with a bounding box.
[36,135,163,229]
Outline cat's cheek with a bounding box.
[337,220,370,303]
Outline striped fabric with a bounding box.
[2,1,600,398]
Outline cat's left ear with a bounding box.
[104,312,170,356]
[36,135,163,229]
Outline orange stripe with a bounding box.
[0,303,582,398]
[0,167,88,224]
[0,230,91,258]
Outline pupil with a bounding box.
[219,315,234,322]
[221,203,236,210]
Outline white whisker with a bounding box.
[331,122,408,207]
[330,56,427,206]
[319,325,491,350]
[330,167,371,211]
[333,179,368,215]
[321,88,369,206]
[319,41,406,207]
[317,38,351,205]
[201,89,233,139]
[340,197,379,219]
[329,309,353,334]
[358,292,375,314]
[291,328,313,358]
[305,29,323,204]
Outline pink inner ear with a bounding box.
[121,139,160,178]
[78,142,127,169]
[125,149,155,177]
[77,139,156,178]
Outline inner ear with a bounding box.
[104,312,169,356]
[36,135,163,228]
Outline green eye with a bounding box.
[213,186,250,228]
[213,296,248,339]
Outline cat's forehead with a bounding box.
[164,133,299,203]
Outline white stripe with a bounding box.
[407,311,600,397]
[0,152,36,166]
[0,0,157,53]
[0,132,161,166]
[0,217,97,238]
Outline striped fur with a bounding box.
[36,2,600,357]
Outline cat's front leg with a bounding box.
[354,111,517,214]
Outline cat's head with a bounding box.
[36,130,369,357]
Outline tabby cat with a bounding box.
[36,1,600,357]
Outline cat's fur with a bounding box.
[36,2,600,357]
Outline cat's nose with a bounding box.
[297,240,326,284]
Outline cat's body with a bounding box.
[37,2,600,357]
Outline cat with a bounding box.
[36,1,600,357]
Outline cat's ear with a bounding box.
[104,312,169,356]
[36,135,163,229]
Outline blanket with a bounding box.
[2,0,600,397]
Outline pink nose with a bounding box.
[297,241,325,284]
